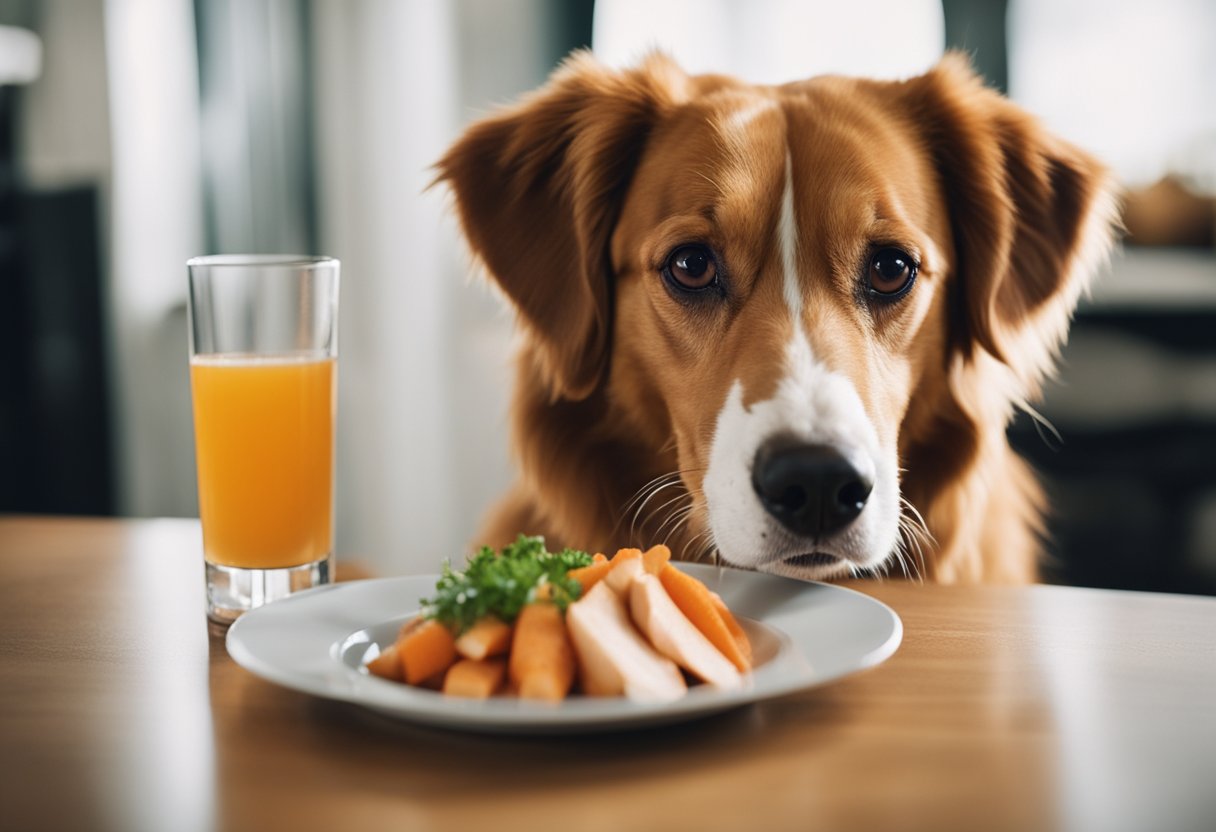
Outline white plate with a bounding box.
[226,564,902,734]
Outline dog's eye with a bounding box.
[664,244,718,292]
[868,247,917,300]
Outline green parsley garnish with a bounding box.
[420,535,594,634]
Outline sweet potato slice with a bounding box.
[365,643,403,681]
[659,566,750,672]
[509,602,576,702]
[454,615,513,661]
[397,618,458,685]
[443,658,508,698]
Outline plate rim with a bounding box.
[226,564,903,733]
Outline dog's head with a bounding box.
[438,52,1117,580]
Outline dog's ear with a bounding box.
[437,52,689,401]
[909,54,1119,395]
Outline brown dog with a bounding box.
[437,52,1117,583]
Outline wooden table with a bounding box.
[2,516,1214,832]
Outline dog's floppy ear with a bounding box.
[910,54,1119,394]
[437,52,689,401]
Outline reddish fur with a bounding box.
[437,52,1117,584]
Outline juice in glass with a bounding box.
[190,354,336,570]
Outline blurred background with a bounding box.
[1,0,1213,593]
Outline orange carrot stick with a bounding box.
[567,561,613,593]
[659,565,751,672]
[508,602,576,702]
[443,658,508,698]
[709,590,753,667]
[454,616,513,661]
[611,548,642,563]
[642,544,671,575]
[397,618,458,685]
[604,554,645,595]
[592,552,609,564]
[365,644,403,681]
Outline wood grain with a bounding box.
[1,516,1213,832]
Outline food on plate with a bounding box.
[454,615,513,661]
[628,572,742,689]
[397,618,459,685]
[363,535,752,702]
[509,601,577,701]
[567,580,687,701]
[425,535,592,631]
[365,643,404,682]
[442,657,508,698]
[659,565,751,673]
[603,550,644,595]
[566,560,613,593]
[642,545,672,574]
[709,589,754,668]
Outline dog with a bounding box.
[437,51,1118,583]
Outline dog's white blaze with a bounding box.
[780,152,802,318]
[703,333,900,578]
[701,153,900,579]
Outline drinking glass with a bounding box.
[187,255,339,624]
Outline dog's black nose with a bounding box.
[751,442,873,537]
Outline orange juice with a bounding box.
[190,355,335,569]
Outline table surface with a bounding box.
[2,516,1214,832]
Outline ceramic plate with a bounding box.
[226,563,901,734]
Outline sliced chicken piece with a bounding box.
[603,554,644,596]
[566,581,687,702]
[629,573,743,690]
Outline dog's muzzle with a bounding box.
[751,440,874,537]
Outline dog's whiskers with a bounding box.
[891,537,913,582]
[616,466,706,546]
[618,473,682,542]
[678,498,719,565]
[661,503,704,550]
[657,499,694,533]
[620,471,680,518]
[649,493,693,540]
[894,498,933,583]
[630,484,687,543]
[683,526,717,565]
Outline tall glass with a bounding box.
[187,255,339,624]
